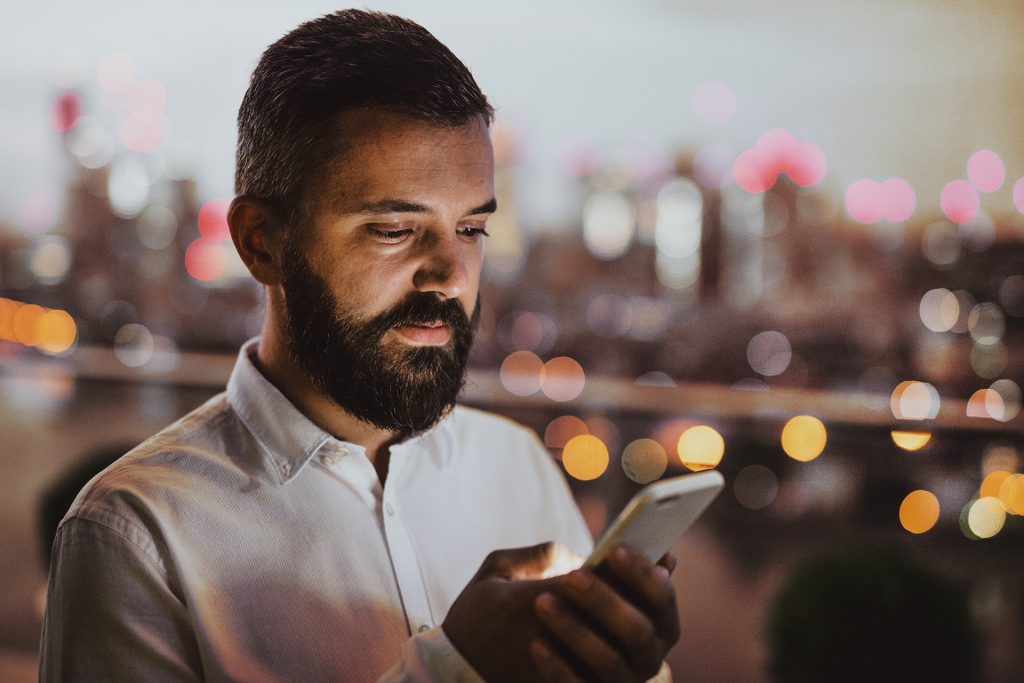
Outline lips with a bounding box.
[391,321,452,346]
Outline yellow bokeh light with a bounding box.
[0,297,19,340]
[1002,475,1024,515]
[781,415,827,462]
[899,490,940,534]
[966,497,1006,539]
[562,434,609,481]
[36,309,77,355]
[499,350,543,396]
[13,303,45,346]
[677,425,724,471]
[890,430,932,451]
[979,470,1012,499]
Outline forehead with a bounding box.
[320,110,494,213]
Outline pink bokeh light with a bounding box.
[881,178,916,222]
[51,92,82,133]
[1014,178,1024,214]
[966,150,1005,193]
[843,177,916,224]
[185,238,227,282]
[786,141,827,187]
[940,180,980,224]
[198,199,232,242]
[693,81,737,126]
[732,148,775,193]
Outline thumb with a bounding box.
[477,542,566,581]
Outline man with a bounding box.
[41,10,679,681]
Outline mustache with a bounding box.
[366,293,472,339]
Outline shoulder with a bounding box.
[444,404,540,442]
[66,391,250,528]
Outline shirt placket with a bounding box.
[380,448,435,636]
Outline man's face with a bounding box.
[279,111,495,435]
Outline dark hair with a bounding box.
[235,9,494,225]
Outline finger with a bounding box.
[605,547,680,643]
[530,639,586,683]
[657,552,677,577]
[551,572,663,677]
[534,593,632,683]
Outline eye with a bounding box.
[457,223,490,241]
[367,224,415,244]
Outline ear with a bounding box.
[228,196,283,286]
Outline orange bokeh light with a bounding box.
[899,490,940,534]
[499,350,543,396]
[540,356,586,402]
[544,415,589,449]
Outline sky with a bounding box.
[2,0,1023,234]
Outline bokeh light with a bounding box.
[967,303,1005,344]
[890,380,940,420]
[940,180,979,224]
[13,303,44,346]
[677,425,725,471]
[621,438,668,484]
[108,156,151,218]
[582,189,635,260]
[562,434,609,481]
[98,52,135,93]
[544,415,589,449]
[891,431,932,451]
[844,178,916,224]
[963,497,1006,539]
[1002,475,1024,515]
[918,288,958,332]
[30,237,72,285]
[966,150,1004,193]
[781,415,827,462]
[36,310,77,355]
[733,464,779,510]
[499,350,543,396]
[693,144,734,190]
[979,470,1012,499]
[921,221,960,267]
[113,323,154,367]
[499,310,557,354]
[785,141,827,188]
[51,91,82,132]
[137,205,178,250]
[185,238,227,282]
[693,80,737,125]
[969,341,1006,379]
[540,356,586,402]
[198,199,232,242]
[967,388,1003,419]
[747,330,792,376]
[899,490,940,534]
[1014,178,1024,214]
[732,148,774,194]
[989,379,1021,421]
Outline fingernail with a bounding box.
[567,569,591,591]
[531,639,552,660]
[655,565,671,581]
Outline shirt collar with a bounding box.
[226,338,458,484]
[226,338,336,485]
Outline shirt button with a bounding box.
[418,624,430,633]
[385,502,395,516]
[336,445,349,457]
[319,454,335,466]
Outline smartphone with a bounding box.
[584,470,724,569]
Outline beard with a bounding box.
[280,242,478,436]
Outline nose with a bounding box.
[413,232,469,300]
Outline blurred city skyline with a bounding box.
[2,0,1024,233]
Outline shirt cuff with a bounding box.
[387,626,486,683]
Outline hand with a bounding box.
[442,542,574,682]
[529,546,680,682]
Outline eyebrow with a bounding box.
[350,197,498,217]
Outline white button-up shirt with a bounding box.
[41,339,592,682]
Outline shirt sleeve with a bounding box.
[40,514,204,682]
[376,626,485,683]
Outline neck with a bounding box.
[253,327,399,480]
